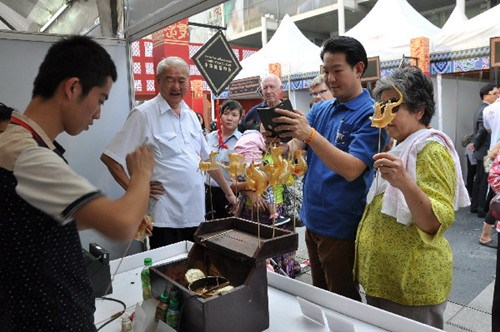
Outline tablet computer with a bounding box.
[257,99,294,142]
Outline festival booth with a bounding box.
[429,4,500,173]
[230,14,323,112]
[0,2,465,331]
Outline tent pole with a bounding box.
[338,0,346,35]
[261,16,268,47]
[288,63,291,100]
[437,74,443,132]
[210,92,215,121]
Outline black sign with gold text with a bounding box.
[192,30,242,96]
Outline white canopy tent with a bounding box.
[235,14,322,80]
[429,4,490,181]
[440,5,468,33]
[428,4,468,134]
[432,4,500,53]
[345,0,440,61]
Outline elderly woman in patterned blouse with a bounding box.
[354,66,470,329]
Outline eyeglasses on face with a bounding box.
[310,89,328,97]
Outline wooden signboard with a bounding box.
[228,76,261,98]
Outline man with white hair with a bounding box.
[101,56,237,249]
[239,74,283,131]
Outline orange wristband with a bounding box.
[304,128,316,144]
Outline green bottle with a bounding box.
[165,297,180,330]
[154,292,169,323]
[141,257,153,301]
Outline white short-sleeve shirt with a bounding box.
[483,100,500,149]
[104,94,210,228]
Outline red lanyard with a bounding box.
[10,117,44,143]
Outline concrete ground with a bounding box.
[291,207,497,332]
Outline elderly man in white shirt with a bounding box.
[101,56,237,249]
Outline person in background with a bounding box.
[486,142,500,330]
[481,140,500,248]
[0,102,13,133]
[309,74,334,105]
[235,122,299,277]
[471,84,497,218]
[354,66,470,329]
[272,36,387,301]
[205,100,243,219]
[480,87,500,246]
[465,141,477,196]
[239,74,283,132]
[234,121,279,224]
[195,111,208,136]
[101,56,237,249]
[0,35,154,331]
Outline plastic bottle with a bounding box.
[165,297,180,330]
[154,292,169,323]
[141,257,153,301]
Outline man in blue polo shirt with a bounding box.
[274,36,387,301]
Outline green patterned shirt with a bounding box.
[354,141,456,306]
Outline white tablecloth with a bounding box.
[94,241,439,332]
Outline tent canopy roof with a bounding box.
[432,4,500,53]
[235,14,322,79]
[345,0,440,61]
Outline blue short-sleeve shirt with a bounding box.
[301,89,388,239]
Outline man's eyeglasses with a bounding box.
[310,89,328,97]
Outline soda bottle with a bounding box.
[141,257,153,301]
[154,292,169,323]
[165,297,180,330]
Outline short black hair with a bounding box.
[32,35,117,99]
[480,84,497,99]
[0,102,14,120]
[320,36,368,75]
[220,100,243,117]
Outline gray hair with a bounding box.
[156,56,189,79]
[372,66,435,126]
[310,74,326,90]
[261,74,282,88]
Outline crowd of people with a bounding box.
[2,32,500,331]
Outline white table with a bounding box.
[95,241,440,332]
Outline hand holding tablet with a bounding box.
[257,99,295,142]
